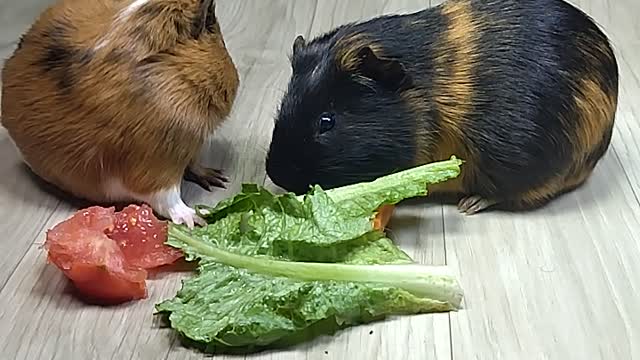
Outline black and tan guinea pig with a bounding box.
[1,0,239,227]
[266,0,618,214]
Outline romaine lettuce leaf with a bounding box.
[156,157,464,351]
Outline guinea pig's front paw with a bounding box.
[184,164,229,191]
[168,203,207,229]
[458,195,497,215]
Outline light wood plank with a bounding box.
[447,152,640,360]
[0,0,53,49]
[447,1,640,359]
[0,243,187,360]
[0,134,61,290]
[572,0,640,206]
[0,0,62,295]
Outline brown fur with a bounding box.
[415,0,482,196]
[1,0,239,201]
[335,33,384,73]
[518,34,618,208]
[571,78,617,154]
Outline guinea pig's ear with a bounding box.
[193,0,217,37]
[293,35,306,55]
[356,46,411,92]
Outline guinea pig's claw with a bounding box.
[184,165,229,191]
[169,204,207,229]
[458,195,497,215]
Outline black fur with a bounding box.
[133,1,217,43]
[267,53,415,193]
[457,0,618,197]
[266,0,618,202]
[37,22,91,93]
[16,35,25,50]
[192,0,217,37]
[134,3,186,41]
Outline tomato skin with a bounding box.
[44,204,180,305]
[61,262,147,305]
[373,204,395,230]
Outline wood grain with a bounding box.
[446,151,640,359]
[0,0,639,359]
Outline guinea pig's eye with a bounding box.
[318,113,335,134]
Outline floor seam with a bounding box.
[442,204,455,360]
[611,145,640,208]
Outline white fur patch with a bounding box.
[119,0,150,21]
[94,0,151,50]
[102,178,136,202]
[102,179,205,228]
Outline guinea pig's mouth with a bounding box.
[266,154,369,195]
[265,159,310,195]
[267,174,310,196]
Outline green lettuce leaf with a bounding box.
[156,157,464,351]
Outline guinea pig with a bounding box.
[1,0,239,227]
[265,0,618,214]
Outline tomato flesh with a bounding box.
[44,204,180,305]
[111,204,182,269]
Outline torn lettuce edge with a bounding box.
[195,156,463,222]
[155,261,460,348]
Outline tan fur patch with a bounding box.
[518,77,616,207]
[519,78,616,207]
[517,165,594,208]
[571,77,617,157]
[334,33,384,72]
[413,0,480,195]
[517,176,566,207]
[515,73,616,208]
[434,0,478,132]
[569,27,618,161]
[426,133,473,194]
[563,166,592,191]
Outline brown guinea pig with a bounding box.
[1,0,239,227]
[266,0,618,214]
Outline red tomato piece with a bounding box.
[44,204,181,305]
[45,206,147,304]
[109,204,182,269]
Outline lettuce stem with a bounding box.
[169,226,463,309]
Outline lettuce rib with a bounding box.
[169,226,463,308]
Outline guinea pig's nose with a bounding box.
[266,163,308,195]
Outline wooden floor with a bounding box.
[1,0,639,359]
